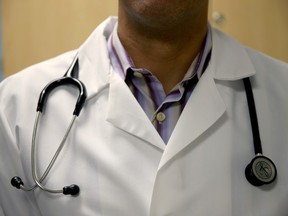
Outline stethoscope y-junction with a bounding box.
[10,55,277,196]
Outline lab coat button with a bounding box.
[156,112,166,122]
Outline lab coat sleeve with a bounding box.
[0,77,41,216]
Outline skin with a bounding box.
[117,0,209,94]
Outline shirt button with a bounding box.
[133,71,144,78]
[156,112,166,122]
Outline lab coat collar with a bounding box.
[210,28,256,80]
[76,18,256,99]
[77,17,118,99]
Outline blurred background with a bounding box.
[1,0,288,79]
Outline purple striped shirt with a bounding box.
[107,23,212,144]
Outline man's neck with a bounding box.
[118,7,208,93]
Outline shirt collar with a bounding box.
[107,23,134,79]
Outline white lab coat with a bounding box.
[0,17,288,216]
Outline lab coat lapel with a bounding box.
[159,67,226,168]
[158,27,256,169]
[75,17,165,150]
[106,72,165,150]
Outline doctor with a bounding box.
[1,0,288,215]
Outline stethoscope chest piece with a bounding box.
[245,155,277,186]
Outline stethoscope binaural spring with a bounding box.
[10,55,277,197]
[11,55,87,196]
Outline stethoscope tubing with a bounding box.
[31,112,77,193]
[243,77,262,155]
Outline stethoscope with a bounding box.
[11,55,86,196]
[10,55,277,196]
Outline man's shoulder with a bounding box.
[1,51,76,87]
[245,47,288,75]
[0,51,77,106]
[211,27,288,76]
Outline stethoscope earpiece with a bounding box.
[11,176,80,196]
[63,184,80,196]
[11,176,24,189]
[245,155,277,186]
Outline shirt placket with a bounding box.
[128,69,191,144]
